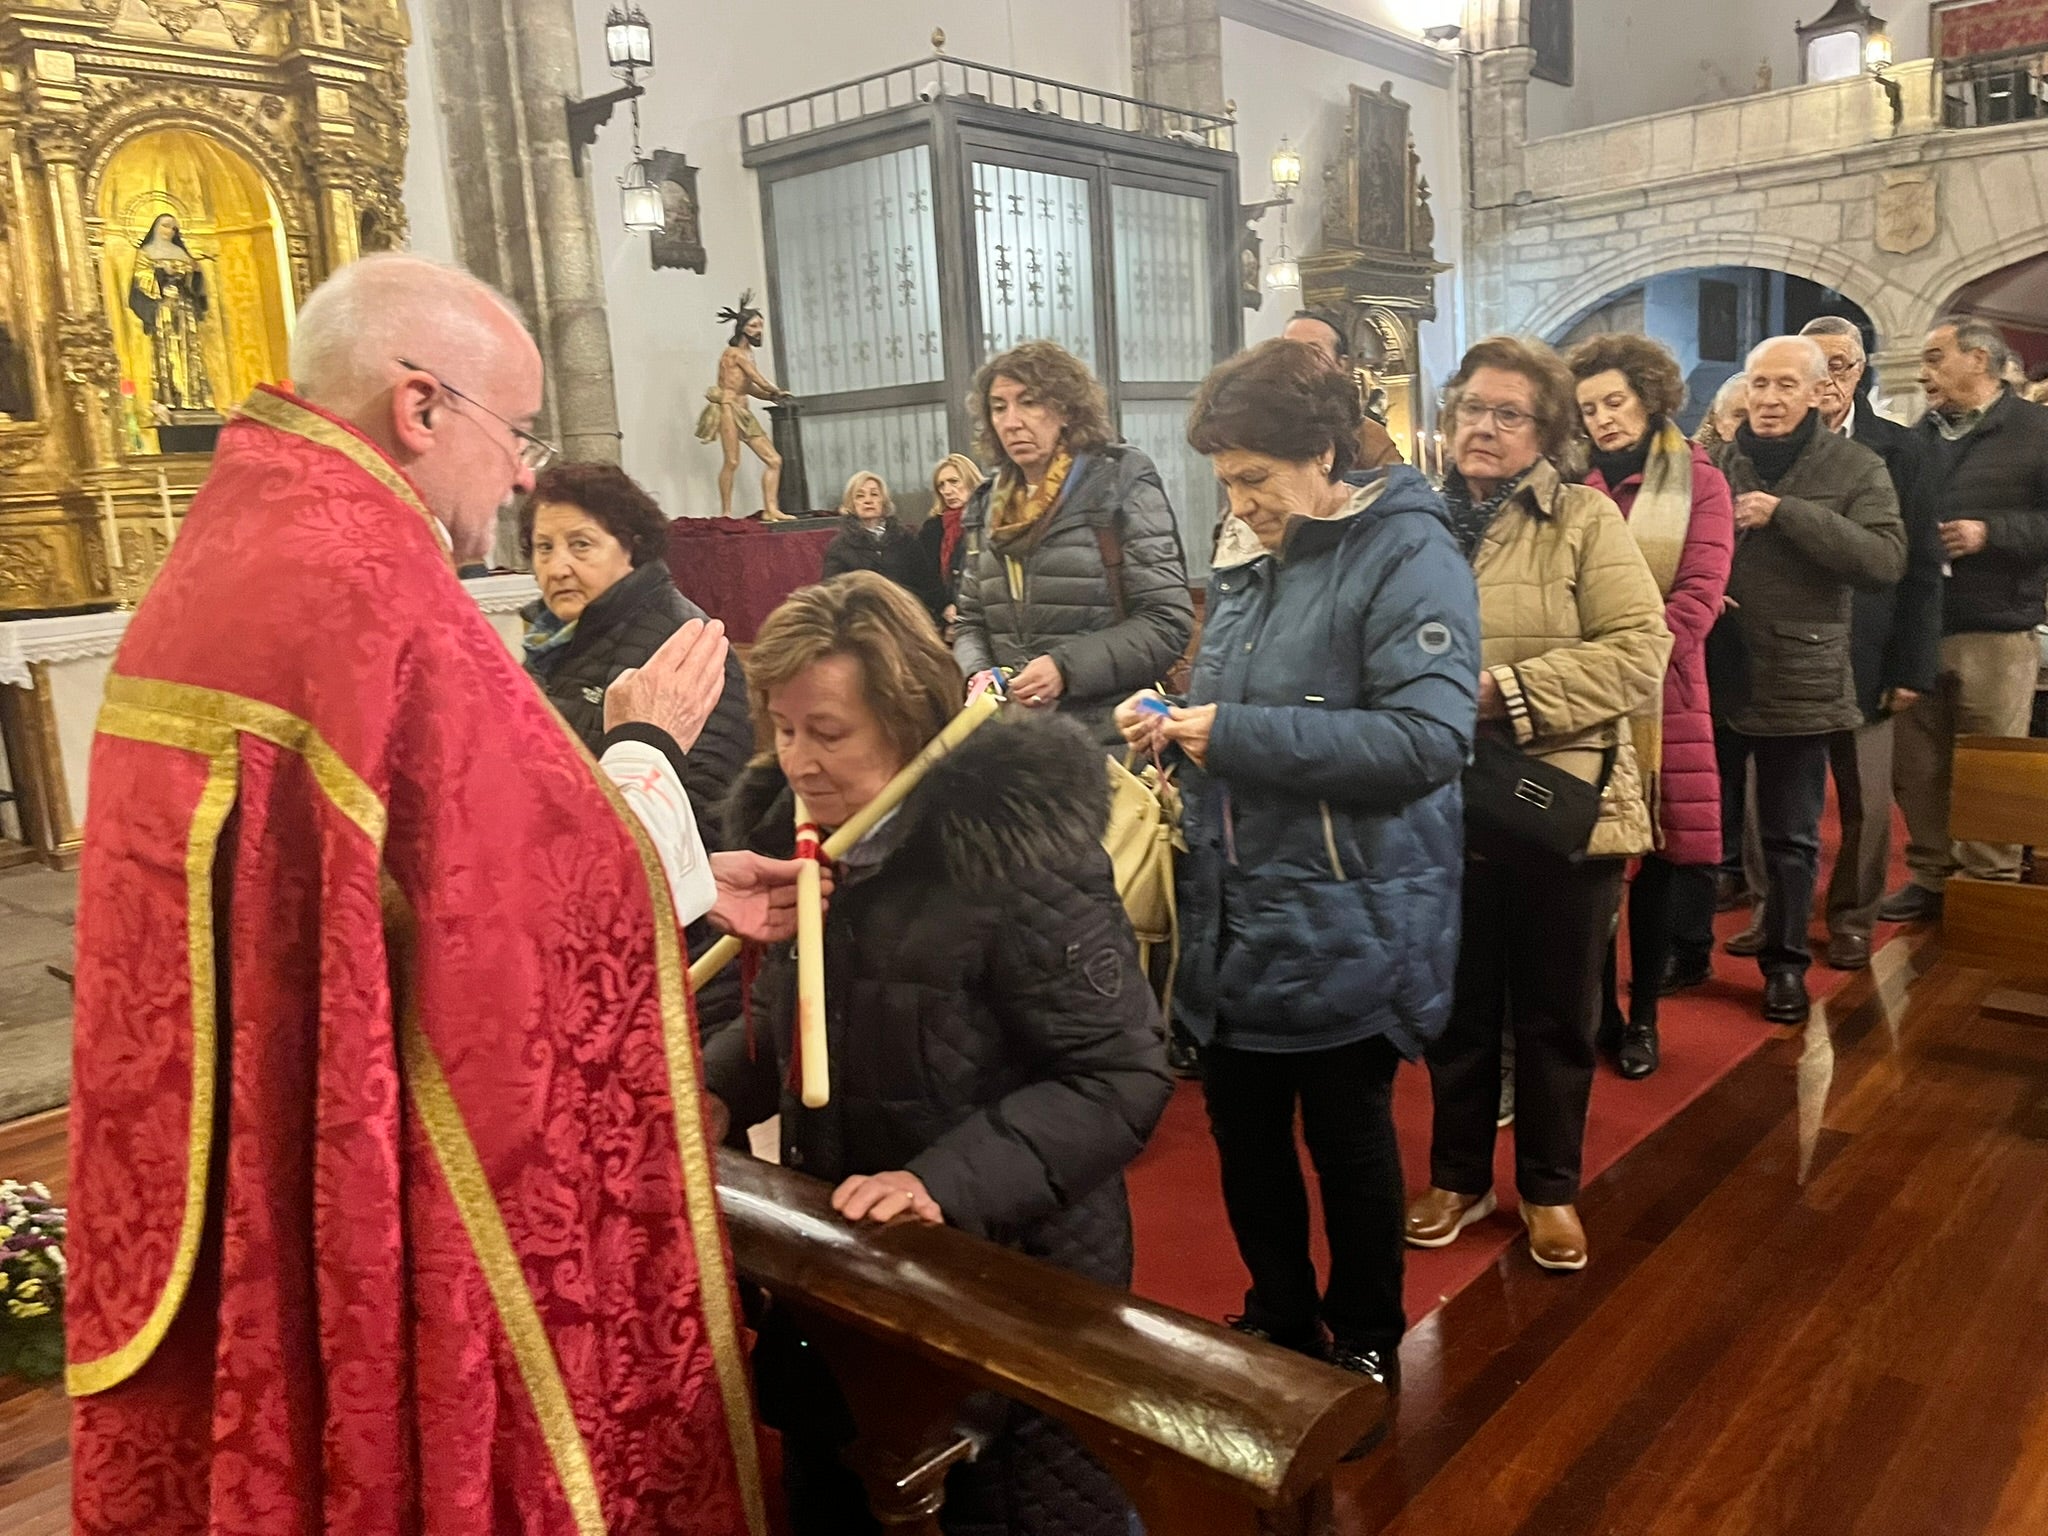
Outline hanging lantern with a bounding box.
[1264,251,1301,291]
[620,158,665,233]
[605,4,654,70]
[1269,137,1302,190]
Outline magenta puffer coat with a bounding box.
[1584,441,1735,867]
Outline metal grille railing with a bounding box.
[741,52,1234,154]
[1940,45,2048,128]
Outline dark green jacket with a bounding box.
[1714,425,1906,736]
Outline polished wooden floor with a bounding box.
[4,936,2045,1534]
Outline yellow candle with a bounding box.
[791,795,831,1107]
[158,470,175,543]
[101,490,124,569]
[686,690,1005,992]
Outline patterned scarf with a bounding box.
[1930,388,2002,442]
[522,605,579,676]
[1442,467,1531,558]
[989,449,1075,546]
[1615,419,1696,790]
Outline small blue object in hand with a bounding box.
[1136,695,1173,718]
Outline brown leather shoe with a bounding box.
[1404,1188,1496,1249]
[1521,1202,1588,1271]
[1724,911,1766,957]
[1825,932,1870,970]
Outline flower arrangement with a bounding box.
[0,1179,66,1384]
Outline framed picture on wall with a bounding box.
[1531,0,1574,87]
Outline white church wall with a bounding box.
[1220,14,1464,390]
[569,0,1133,518]
[1526,0,1934,139]
[400,24,458,266]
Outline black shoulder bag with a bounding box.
[1462,735,1617,863]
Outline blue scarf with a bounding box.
[522,605,579,677]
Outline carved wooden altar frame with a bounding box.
[1301,82,1451,467]
[0,0,413,615]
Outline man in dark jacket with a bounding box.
[1763,319,1943,970]
[1713,336,1906,1022]
[1884,316,2048,922]
[954,444,1194,741]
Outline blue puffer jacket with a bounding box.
[1173,467,1480,1058]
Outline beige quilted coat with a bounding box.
[1472,459,1674,859]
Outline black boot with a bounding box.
[1617,1018,1659,1080]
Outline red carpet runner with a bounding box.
[1127,803,1906,1326]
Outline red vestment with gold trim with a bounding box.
[65,388,765,1536]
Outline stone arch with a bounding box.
[1520,230,1915,347]
[82,100,316,243]
[1911,221,2048,336]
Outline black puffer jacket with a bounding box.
[1915,388,2048,634]
[708,714,1170,1536]
[953,447,1193,739]
[708,713,1169,1255]
[820,515,942,614]
[522,558,753,1034]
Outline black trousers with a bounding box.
[1427,838,1627,1207]
[1721,729,1831,976]
[1602,854,1714,1029]
[1201,1035,1405,1354]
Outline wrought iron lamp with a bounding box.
[1262,138,1301,292]
[1797,0,1888,84]
[567,2,656,211]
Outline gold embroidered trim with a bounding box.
[567,717,769,1536]
[66,749,238,1397]
[102,676,386,847]
[234,387,448,552]
[383,879,609,1536]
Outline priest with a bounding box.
[66,253,795,1535]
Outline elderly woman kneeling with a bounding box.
[1119,339,1479,1396]
[704,570,1170,1536]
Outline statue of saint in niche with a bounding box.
[127,213,216,413]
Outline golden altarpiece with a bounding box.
[1302,82,1451,467]
[0,0,411,866]
[0,0,412,614]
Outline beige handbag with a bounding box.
[1102,753,1184,1009]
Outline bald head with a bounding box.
[290,254,545,563]
[290,253,533,415]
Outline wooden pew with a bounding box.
[1941,736,2048,992]
[718,1153,1384,1535]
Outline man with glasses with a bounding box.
[66,252,794,1533]
[1708,336,1904,1023]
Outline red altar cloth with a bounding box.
[667,517,837,643]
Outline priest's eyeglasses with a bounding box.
[395,357,559,472]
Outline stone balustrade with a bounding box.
[1521,61,1940,203]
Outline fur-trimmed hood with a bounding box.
[722,710,1111,884]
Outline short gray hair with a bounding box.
[1931,314,2013,378]
[289,252,530,414]
[1747,335,1829,384]
[1799,315,1867,362]
[1710,374,1749,416]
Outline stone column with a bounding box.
[1457,2,1536,337]
[498,0,622,465]
[418,0,622,466]
[1871,347,1926,423]
[1131,0,1225,116]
